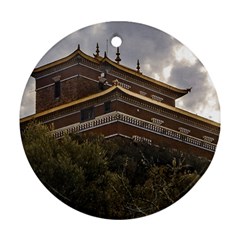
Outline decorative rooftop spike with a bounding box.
[77,44,80,50]
[115,47,121,64]
[94,43,100,57]
[136,59,140,72]
[104,51,107,58]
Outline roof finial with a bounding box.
[136,59,140,72]
[94,43,100,57]
[104,51,107,58]
[77,44,80,50]
[187,87,192,92]
[115,47,121,64]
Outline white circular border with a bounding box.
[1,1,239,240]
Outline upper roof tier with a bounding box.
[20,84,220,128]
[32,44,191,99]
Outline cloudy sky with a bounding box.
[20,22,220,122]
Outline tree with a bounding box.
[21,122,210,219]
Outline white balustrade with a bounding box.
[52,111,216,152]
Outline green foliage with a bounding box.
[21,122,210,219]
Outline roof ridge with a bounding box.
[20,85,117,123]
[102,57,189,94]
[21,84,220,127]
[118,86,220,127]
[32,46,190,95]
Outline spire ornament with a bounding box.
[115,47,121,64]
[136,59,140,72]
[93,43,100,57]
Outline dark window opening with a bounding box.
[54,81,61,99]
[104,101,111,113]
[81,107,94,121]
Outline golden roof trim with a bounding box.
[102,57,189,95]
[119,86,220,127]
[21,85,220,127]
[32,47,189,96]
[20,86,117,123]
[33,49,99,73]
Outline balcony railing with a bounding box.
[52,111,216,152]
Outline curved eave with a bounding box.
[32,48,189,97]
[120,86,220,128]
[101,57,189,97]
[20,85,220,128]
[32,49,99,74]
[20,85,117,123]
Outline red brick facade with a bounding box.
[21,46,220,160]
[32,48,185,113]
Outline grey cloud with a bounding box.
[20,77,35,118]
[21,22,220,122]
[169,59,220,119]
[37,22,178,71]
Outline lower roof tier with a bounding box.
[50,111,216,160]
[21,85,220,134]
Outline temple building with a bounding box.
[20,44,220,159]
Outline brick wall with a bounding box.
[80,122,215,160]
[35,61,176,112]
